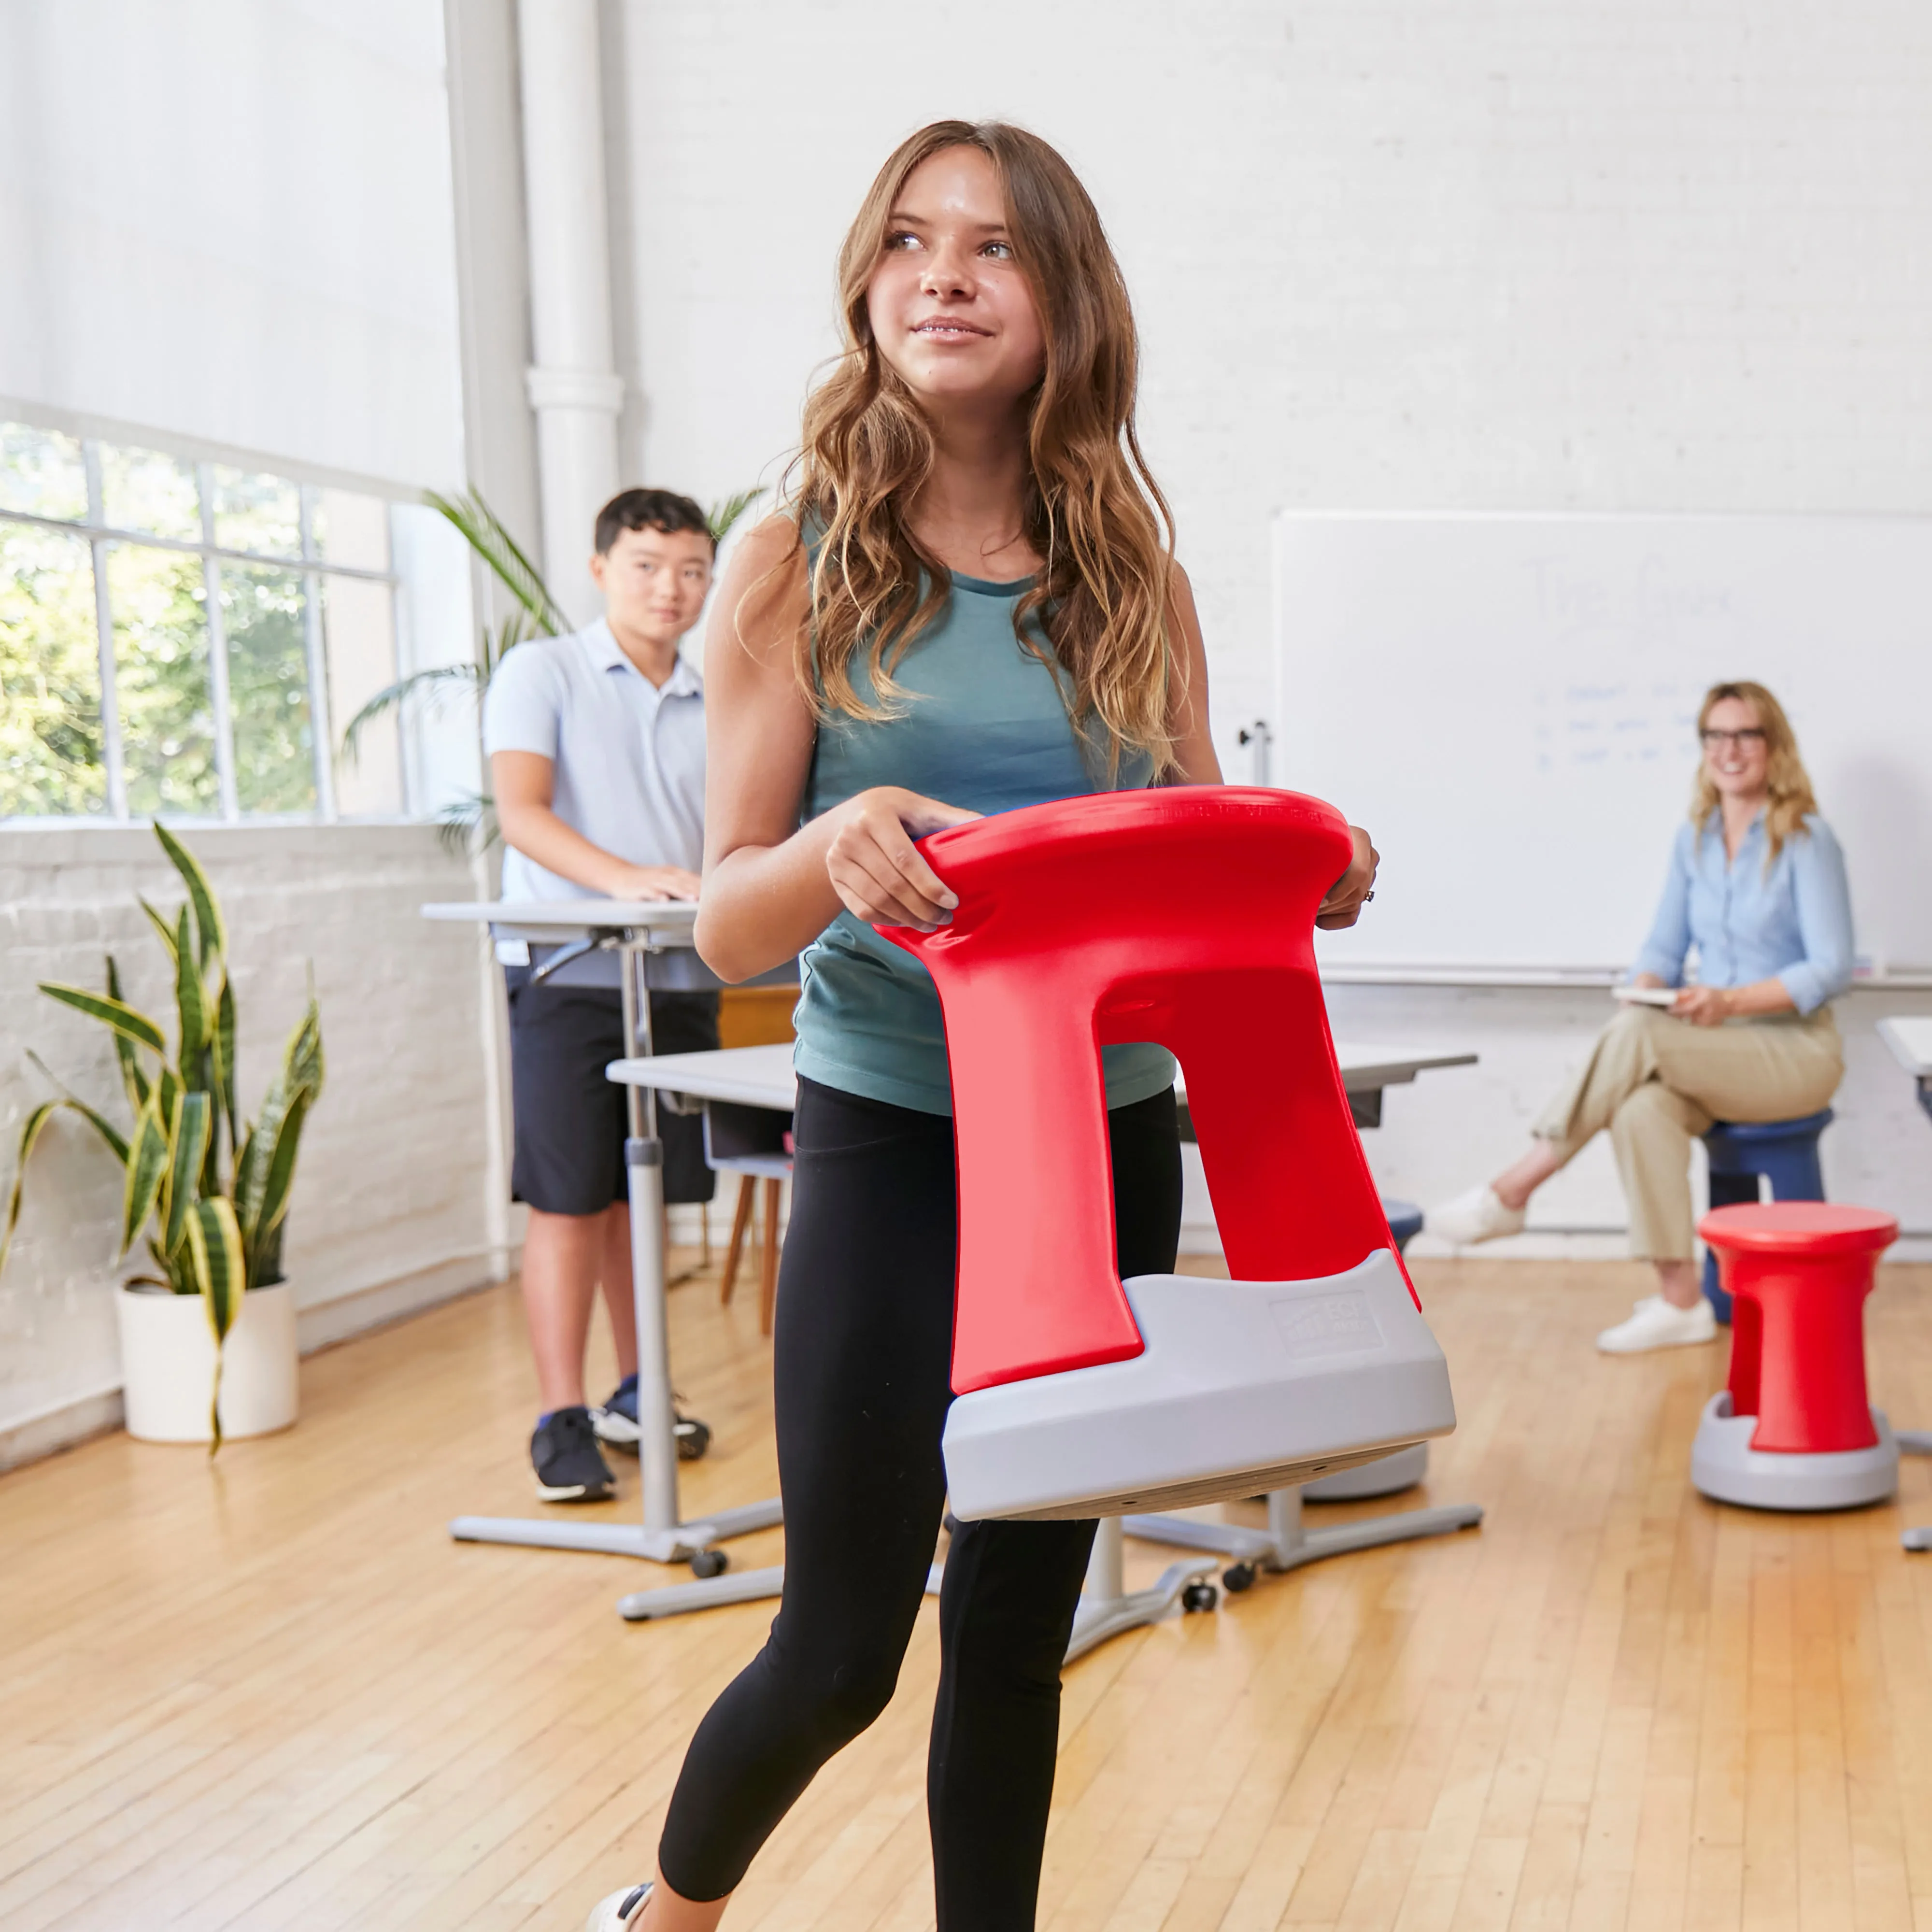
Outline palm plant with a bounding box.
[341,483,764,855]
[1,825,325,1447]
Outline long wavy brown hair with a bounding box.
[787,119,1178,778]
[1690,680,1819,863]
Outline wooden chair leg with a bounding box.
[721,1174,754,1306]
[759,1177,781,1335]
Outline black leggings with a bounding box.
[658,1076,1182,1926]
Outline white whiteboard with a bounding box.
[1274,513,1932,975]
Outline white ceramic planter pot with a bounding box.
[116,1280,300,1443]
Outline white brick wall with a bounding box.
[612,0,1932,1264]
[614,0,1932,761]
[0,824,503,1460]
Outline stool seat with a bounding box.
[1707,1108,1835,1149]
[1691,1199,1900,1510]
[1699,1199,1896,1258]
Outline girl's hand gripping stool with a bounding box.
[883,787,1462,1520]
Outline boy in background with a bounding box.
[482,488,718,1501]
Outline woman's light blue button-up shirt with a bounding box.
[1632,812,1855,1014]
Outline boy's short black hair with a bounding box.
[593,487,713,556]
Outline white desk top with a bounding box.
[1878,1016,1932,1078]
[608,1041,1477,1107]
[423,898,699,946]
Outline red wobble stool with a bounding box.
[885,787,1461,1521]
[1690,1201,1901,1510]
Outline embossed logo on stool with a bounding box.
[1271,1291,1383,1358]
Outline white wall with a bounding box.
[614,0,1932,764]
[618,0,1932,1257]
[0,824,503,1466]
[0,0,466,490]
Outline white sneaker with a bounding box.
[585,1882,653,1930]
[1595,1295,1717,1354]
[1425,1185,1527,1247]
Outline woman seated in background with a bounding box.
[1428,679,1854,1354]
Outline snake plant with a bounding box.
[1,824,325,1447]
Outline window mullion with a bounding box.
[299,488,337,821]
[197,462,241,821]
[80,442,128,821]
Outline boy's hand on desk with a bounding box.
[608,864,702,902]
[1317,826,1379,930]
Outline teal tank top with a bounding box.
[794,565,1178,1116]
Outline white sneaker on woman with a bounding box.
[585,1881,653,1930]
[1595,1295,1717,1354]
[1424,1185,1527,1247]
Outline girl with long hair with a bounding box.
[585,121,1377,1931]
[1428,680,1854,1353]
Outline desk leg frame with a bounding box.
[451,947,784,1625]
[922,1520,1216,1663]
[1066,1518,1218,1663]
[1899,1430,1932,1552]
[1125,1479,1482,1588]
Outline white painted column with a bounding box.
[516,0,624,626]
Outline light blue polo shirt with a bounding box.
[482,619,706,987]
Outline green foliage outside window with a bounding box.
[0,523,105,817]
[222,565,315,815]
[108,544,220,819]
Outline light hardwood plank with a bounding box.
[3,1256,1931,1932]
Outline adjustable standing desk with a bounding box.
[1877,1017,1932,1548]
[422,899,786,1624]
[1880,1018,1932,1127]
[608,1038,1478,1650]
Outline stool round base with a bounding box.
[1303,1441,1431,1501]
[1691,1392,1899,1512]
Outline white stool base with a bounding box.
[1691,1392,1899,1512]
[1302,1441,1430,1501]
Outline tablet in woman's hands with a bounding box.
[1612,984,1678,1008]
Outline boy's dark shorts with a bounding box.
[505,971,720,1215]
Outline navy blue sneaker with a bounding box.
[531,1406,614,1503]
[592,1376,710,1461]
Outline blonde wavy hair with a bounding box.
[1691,680,1818,863]
[785,119,1178,778]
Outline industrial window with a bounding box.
[0,420,409,822]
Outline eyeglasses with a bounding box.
[1701,728,1767,750]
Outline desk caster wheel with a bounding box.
[675,1416,711,1461]
[1221,1563,1256,1594]
[1181,1580,1219,1614]
[689,1548,728,1579]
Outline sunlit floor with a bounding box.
[6,1250,1932,1932]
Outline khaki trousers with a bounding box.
[1533,1004,1843,1261]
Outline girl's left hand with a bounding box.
[1671,986,1733,1026]
[1317,826,1379,929]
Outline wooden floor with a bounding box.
[7,1254,1932,1932]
